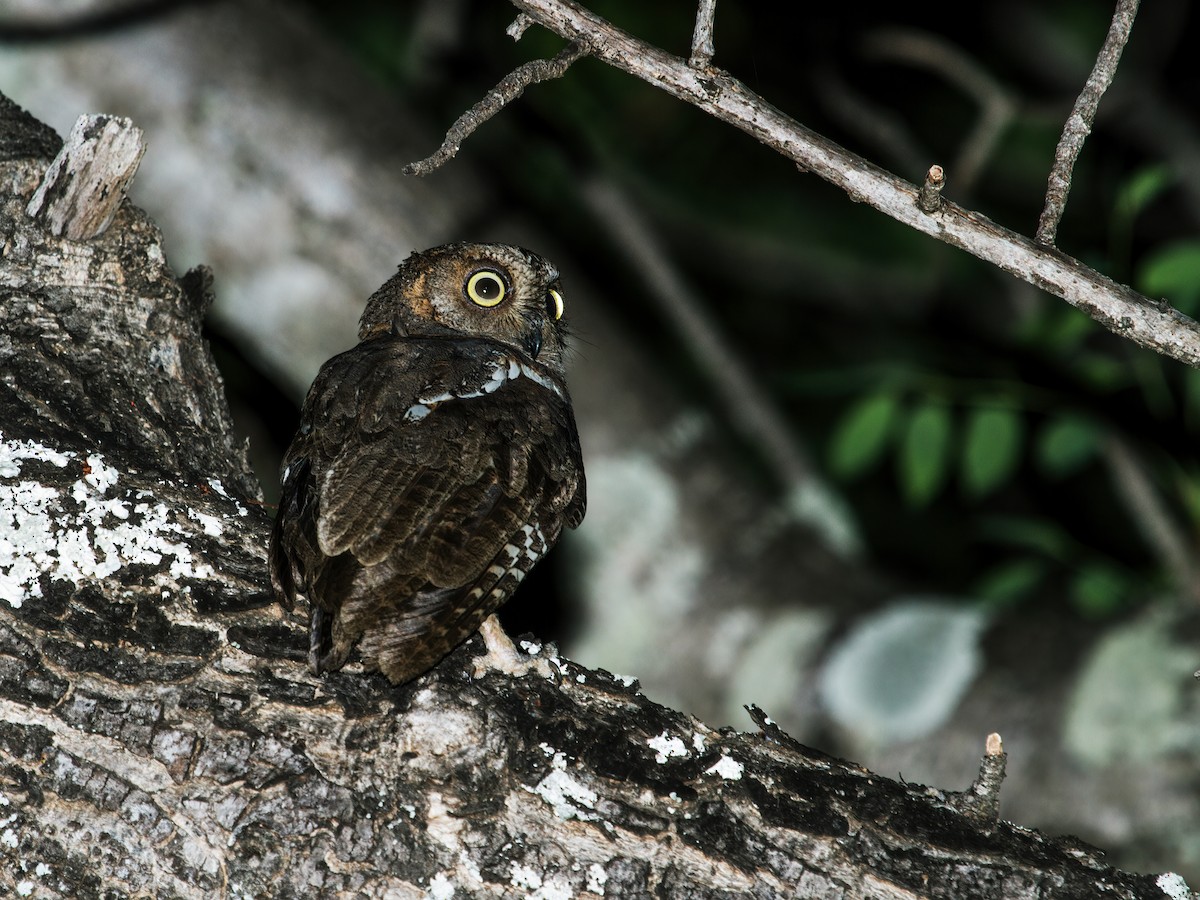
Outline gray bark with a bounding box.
[0,91,1184,900]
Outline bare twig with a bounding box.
[581,178,861,557]
[505,0,1200,368]
[1035,0,1140,245]
[506,12,533,40]
[1103,433,1198,602]
[862,28,1016,194]
[917,164,945,213]
[689,0,717,69]
[582,179,810,485]
[403,39,589,176]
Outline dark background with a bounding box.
[239,0,1200,632]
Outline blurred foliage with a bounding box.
[302,0,1200,619]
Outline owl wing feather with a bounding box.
[269,333,585,683]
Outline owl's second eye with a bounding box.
[466,270,507,307]
[546,289,564,321]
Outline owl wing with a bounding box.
[269,334,585,682]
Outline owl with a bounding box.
[269,242,586,684]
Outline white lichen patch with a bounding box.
[528,752,599,822]
[187,509,224,537]
[647,732,689,764]
[508,864,573,900]
[705,754,744,781]
[510,863,543,892]
[428,872,455,899]
[1157,872,1192,900]
[0,438,71,477]
[0,435,215,608]
[586,863,606,895]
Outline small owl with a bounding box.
[269,242,586,684]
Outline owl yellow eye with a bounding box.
[546,288,564,321]
[466,270,506,307]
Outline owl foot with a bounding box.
[472,614,554,681]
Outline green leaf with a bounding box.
[1070,564,1128,618]
[961,407,1023,497]
[1037,416,1100,478]
[1114,165,1173,221]
[829,392,898,477]
[974,559,1049,607]
[977,515,1073,561]
[1136,240,1200,315]
[899,402,952,506]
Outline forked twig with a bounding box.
[403,39,590,176]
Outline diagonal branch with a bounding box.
[501,0,1200,368]
[403,39,590,176]
[1036,0,1141,245]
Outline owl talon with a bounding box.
[472,614,553,681]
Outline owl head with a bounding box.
[359,242,571,375]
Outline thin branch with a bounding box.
[1036,0,1141,245]
[1102,433,1198,603]
[505,0,1200,368]
[403,39,589,176]
[689,0,717,69]
[581,177,861,557]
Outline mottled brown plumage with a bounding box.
[269,243,586,684]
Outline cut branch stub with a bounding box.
[918,163,946,213]
[26,113,145,241]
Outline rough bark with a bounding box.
[0,94,1187,900]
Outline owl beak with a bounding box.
[522,319,544,359]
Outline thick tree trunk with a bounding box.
[0,93,1185,900]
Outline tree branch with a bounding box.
[403,39,590,176]
[581,177,861,557]
[1036,0,1141,246]
[493,0,1199,368]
